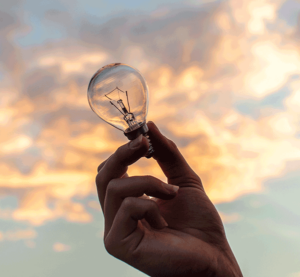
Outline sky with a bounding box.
[1,0,300,276]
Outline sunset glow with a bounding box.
[1,0,300,276]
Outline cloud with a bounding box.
[247,0,277,34]
[244,41,300,98]
[219,212,241,223]
[24,240,36,248]
[1,0,300,226]
[0,229,37,241]
[0,135,33,154]
[216,168,300,277]
[12,188,93,225]
[53,242,71,252]
[88,200,101,211]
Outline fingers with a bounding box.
[103,176,179,236]
[104,197,168,256]
[147,121,202,187]
[96,134,149,211]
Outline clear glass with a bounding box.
[87,63,149,132]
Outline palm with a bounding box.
[132,185,227,276]
[156,186,224,241]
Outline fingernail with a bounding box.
[160,215,168,228]
[162,183,180,194]
[130,134,143,149]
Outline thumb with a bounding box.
[96,134,149,209]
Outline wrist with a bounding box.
[219,244,243,277]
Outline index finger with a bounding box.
[147,121,202,188]
[96,134,149,211]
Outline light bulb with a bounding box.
[87,63,154,158]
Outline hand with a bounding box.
[96,122,243,277]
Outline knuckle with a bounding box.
[194,174,202,184]
[167,138,177,150]
[122,197,135,209]
[104,238,112,254]
[115,145,124,159]
[143,175,162,191]
[95,173,103,187]
[112,145,127,167]
[97,161,106,173]
[147,198,158,211]
[188,172,202,187]
[130,247,142,260]
[106,179,119,195]
[143,174,156,184]
[104,237,118,257]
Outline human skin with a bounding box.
[96,121,243,277]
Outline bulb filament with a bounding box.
[105,87,139,130]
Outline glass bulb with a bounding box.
[87,63,154,157]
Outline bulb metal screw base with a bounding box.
[144,133,154,159]
[124,123,154,159]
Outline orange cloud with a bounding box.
[1,0,300,227]
[247,0,276,35]
[245,41,300,98]
[12,189,93,225]
[24,240,36,248]
[88,201,101,211]
[0,135,32,154]
[0,229,37,241]
[53,242,71,252]
[219,212,241,224]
